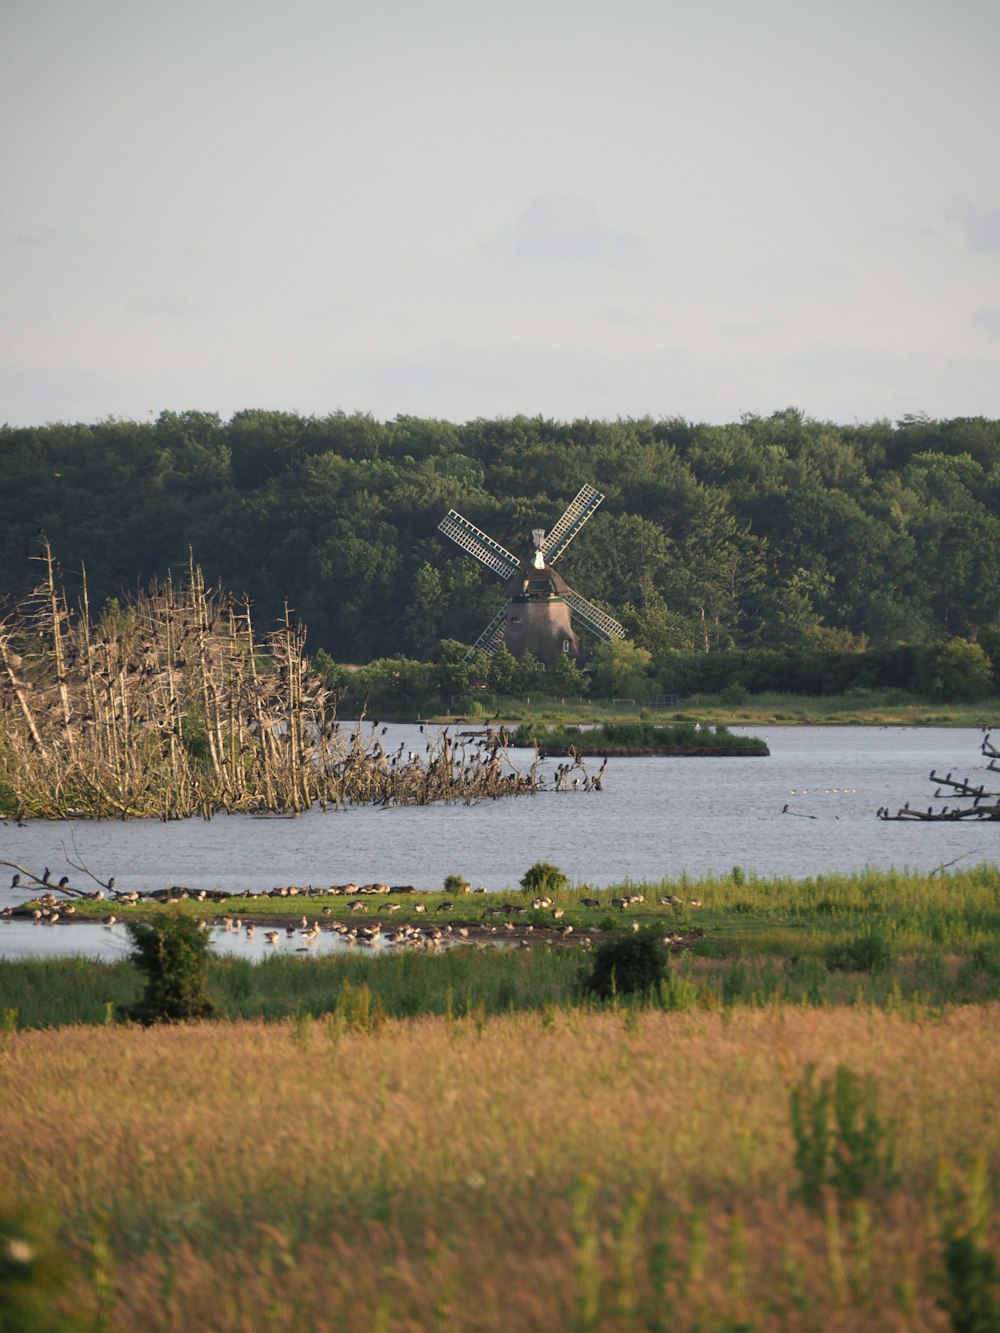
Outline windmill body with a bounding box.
[438,485,626,667]
[501,554,581,664]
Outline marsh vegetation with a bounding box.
[4,872,1000,1328]
[2,1003,999,1329]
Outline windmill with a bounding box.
[438,484,626,667]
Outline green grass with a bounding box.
[427,690,1000,728]
[6,865,1000,1029]
[22,863,1000,944]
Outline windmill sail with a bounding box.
[564,589,626,641]
[467,606,509,657]
[542,484,605,563]
[438,511,520,580]
[438,485,627,665]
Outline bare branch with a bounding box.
[61,828,115,892]
[0,859,86,896]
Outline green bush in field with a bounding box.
[936,1159,1000,1333]
[823,926,897,974]
[520,862,569,897]
[790,1064,897,1210]
[125,909,216,1024]
[585,929,667,999]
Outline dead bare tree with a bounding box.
[0,543,590,820]
[879,732,1000,822]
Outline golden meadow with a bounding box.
[3,867,1000,1329]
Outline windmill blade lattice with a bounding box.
[438,511,520,580]
[564,589,626,641]
[542,484,605,564]
[467,606,508,657]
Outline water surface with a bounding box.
[1,724,995,960]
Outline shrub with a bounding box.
[125,909,216,1024]
[790,1064,897,1210]
[443,873,468,894]
[823,927,896,974]
[935,1158,1000,1333]
[520,862,569,897]
[584,930,667,999]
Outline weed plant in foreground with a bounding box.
[2,1005,999,1329]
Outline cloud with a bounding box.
[961,204,1000,254]
[358,339,697,422]
[129,293,206,320]
[779,340,1000,420]
[720,319,784,338]
[598,305,651,329]
[13,228,87,249]
[973,306,1000,339]
[484,194,649,266]
[0,360,119,427]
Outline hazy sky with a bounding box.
[2,0,999,428]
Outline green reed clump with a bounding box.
[935,1158,1000,1333]
[210,947,583,1022]
[790,1064,897,1210]
[823,926,898,975]
[0,958,140,1030]
[509,720,768,754]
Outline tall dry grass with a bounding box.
[2,1004,999,1328]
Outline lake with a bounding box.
[1,723,997,960]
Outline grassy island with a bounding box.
[507,719,770,756]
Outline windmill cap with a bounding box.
[505,559,571,597]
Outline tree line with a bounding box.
[2,407,1000,684]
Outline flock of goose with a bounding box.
[3,874,705,955]
[215,912,586,952]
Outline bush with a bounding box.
[585,929,667,999]
[520,862,569,896]
[790,1064,897,1210]
[915,639,994,703]
[934,1158,1000,1333]
[824,927,897,974]
[125,909,216,1024]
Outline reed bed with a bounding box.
[5,939,1000,1032]
[0,543,566,819]
[2,1005,998,1329]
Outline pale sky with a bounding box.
[2,0,999,429]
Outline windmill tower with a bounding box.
[438,484,626,667]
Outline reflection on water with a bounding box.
[0,918,431,962]
[1,725,996,962]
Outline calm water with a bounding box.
[2,724,996,960]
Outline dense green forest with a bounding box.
[3,408,1000,694]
